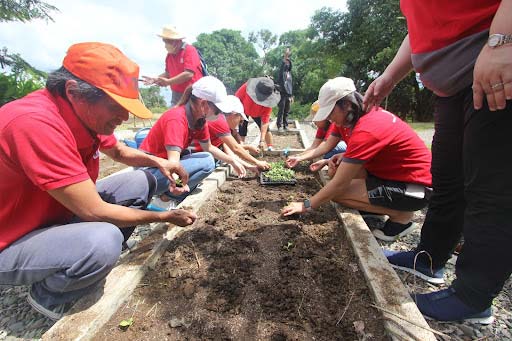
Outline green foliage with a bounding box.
[288,101,312,121]
[266,161,295,181]
[0,71,44,106]
[140,86,167,111]
[248,29,278,74]
[0,0,58,22]
[194,29,262,94]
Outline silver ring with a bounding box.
[491,82,504,90]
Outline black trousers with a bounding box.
[277,95,291,128]
[418,87,512,310]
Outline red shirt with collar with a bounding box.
[194,114,231,152]
[332,107,432,186]
[0,89,117,250]
[401,0,499,53]
[235,83,272,123]
[140,105,209,158]
[165,44,203,93]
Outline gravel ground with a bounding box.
[0,122,510,340]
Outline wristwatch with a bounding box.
[303,199,312,211]
[488,33,512,48]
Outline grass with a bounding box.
[408,122,434,131]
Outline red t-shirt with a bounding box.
[194,114,231,151]
[140,105,209,158]
[0,89,117,250]
[334,108,432,186]
[401,0,499,53]
[235,83,272,123]
[165,44,203,93]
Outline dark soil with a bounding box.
[271,133,303,149]
[94,157,387,341]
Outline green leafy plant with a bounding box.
[265,161,295,182]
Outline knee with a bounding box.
[84,224,123,271]
[199,152,216,174]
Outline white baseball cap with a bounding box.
[192,76,229,109]
[216,95,248,121]
[313,77,357,122]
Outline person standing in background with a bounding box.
[142,26,203,106]
[276,47,293,132]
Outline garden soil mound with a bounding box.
[95,159,387,340]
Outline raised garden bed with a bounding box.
[270,132,303,149]
[260,161,297,185]
[93,158,388,340]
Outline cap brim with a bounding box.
[104,89,153,119]
[246,77,281,108]
[312,103,335,122]
[214,99,232,114]
[157,34,185,40]
[239,111,249,121]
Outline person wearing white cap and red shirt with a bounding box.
[140,76,246,211]
[0,42,197,321]
[193,95,271,171]
[142,26,203,106]
[235,77,281,151]
[281,77,432,243]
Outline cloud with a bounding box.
[0,0,347,77]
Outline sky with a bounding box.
[1,0,348,78]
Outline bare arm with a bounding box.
[102,141,189,185]
[363,35,414,111]
[286,135,341,168]
[220,135,270,170]
[48,180,197,227]
[281,161,363,216]
[200,141,247,177]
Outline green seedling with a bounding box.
[119,317,134,331]
[283,241,294,251]
[172,174,183,187]
[265,161,295,182]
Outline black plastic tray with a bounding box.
[259,172,297,186]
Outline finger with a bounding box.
[505,81,512,101]
[484,82,499,111]
[472,82,485,110]
[493,81,507,110]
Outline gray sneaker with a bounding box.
[27,289,74,321]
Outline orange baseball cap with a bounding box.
[63,42,152,119]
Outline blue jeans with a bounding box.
[147,152,215,202]
[0,169,155,307]
[323,141,347,159]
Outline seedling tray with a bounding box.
[260,172,297,186]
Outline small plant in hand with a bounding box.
[173,174,183,187]
[265,161,295,181]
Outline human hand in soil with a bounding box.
[281,201,306,216]
[285,156,301,168]
[161,209,197,226]
[258,141,266,151]
[309,159,329,172]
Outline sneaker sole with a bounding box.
[391,264,445,285]
[27,292,62,321]
[372,223,418,242]
[423,313,495,325]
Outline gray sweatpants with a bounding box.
[0,170,156,307]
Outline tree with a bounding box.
[248,29,278,73]
[0,0,58,22]
[140,86,166,110]
[194,29,262,94]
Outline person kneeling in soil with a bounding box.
[0,42,197,321]
[281,77,432,242]
[236,77,281,151]
[192,95,271,172]
[140,76,246,211]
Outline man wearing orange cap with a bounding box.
[0,42,197,321]
[142,26,203,106]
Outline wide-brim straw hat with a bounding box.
[157,26,185,40]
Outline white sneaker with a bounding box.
[267,146,274,151]
[147,197,178,211]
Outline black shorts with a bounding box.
[366,174,430,211]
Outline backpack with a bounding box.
[196,48,209,76]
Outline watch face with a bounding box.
[489,34,502,47]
